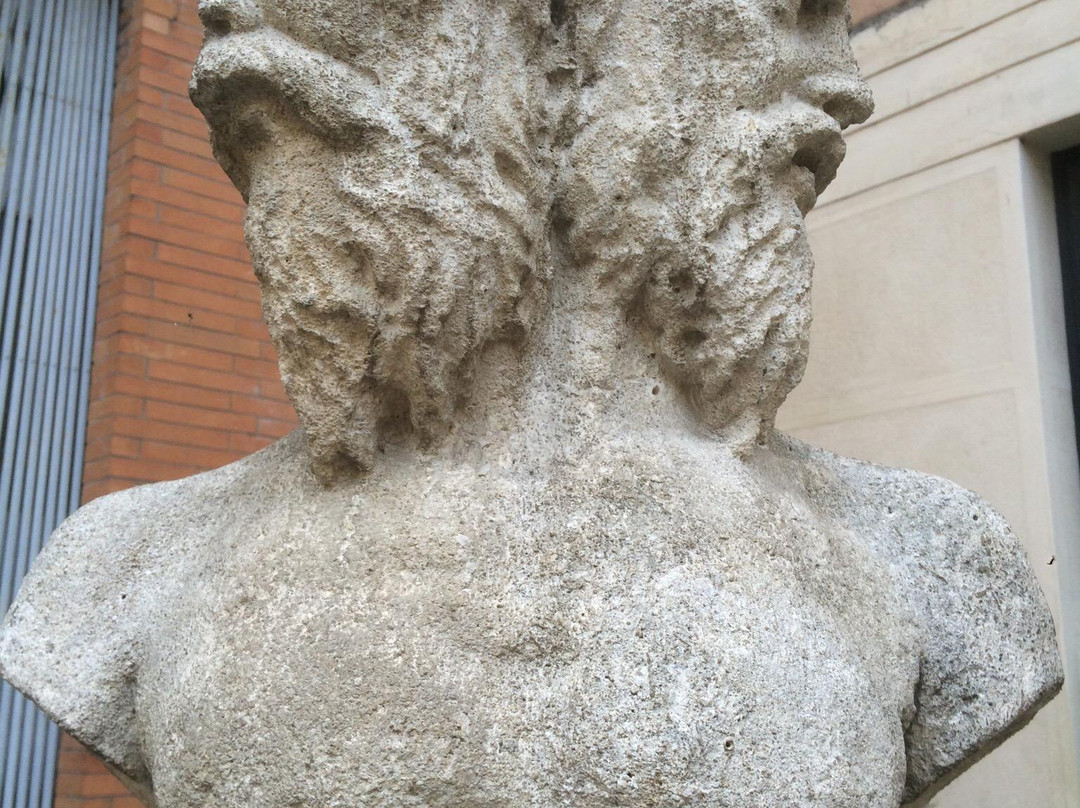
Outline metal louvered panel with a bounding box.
[0,0,118,805]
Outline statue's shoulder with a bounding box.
[0,478,173,801]
[774,433,1063,805]
[0,432,307,802]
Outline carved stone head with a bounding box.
[190,0,873,481]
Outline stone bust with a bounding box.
[0,0,1063,806]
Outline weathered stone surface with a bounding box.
[0,1,1063,807]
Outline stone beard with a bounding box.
[194,0,555,480]
[192,0,870,480]
[559,0,865,445]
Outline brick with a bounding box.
[129,196,159,219]
[230,432,276,454]
[108,455,202,481]
[128,216,247,261]
[175,2,201,27]
[93,293,125,323]
[109,140,136,170]
[156,243,253,280]
[134,81,166,108]
[118,293,240,335]
[81,478,126,502]
[85,435,141,461]
[132,119,164,146]
[148,358,261,395]
[97,273,154,302]
[56,798,123,808]
[167,19,203,46]
[143,0,179,18]
[75,772,132,798]
[146,399,258,432]
[100,333,235,371]
[87,394,144,420]
[140,11,172,35]
[258,417,296,439]
[161,166,242,203]
[259,376,289,401]
[131,178,245,223]
[80,458,113,488]
[141,440,241,469]
[82,475,147,501]
[130,158,162,182]
[108,374,233,410]
[135,42,191,80]
[109,111,139,152]
[110,416,232,450]
[145,319,261,357]
[55,758,113,781]
[158,203,244,241]
[133,101,209,139]
[232,393,295,421]
[95,312,152,337]
[160,127,216,161]
[128,260,240,298]
[111,353,150,378]
[154,278,260,318]
[132,140,225,182]
[235,318,274,341]
[137,28,200,62]
[235,281,263,302]
[260,341,280,361]
[102,233,156,263]
[235,356,281,380]
[163,92,208,121]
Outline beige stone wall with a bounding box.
[776,0,1080,804]
[850,0,909,27]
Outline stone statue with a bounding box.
[0,0,1063,806]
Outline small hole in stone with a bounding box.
[200,7,233,36]
[550,0,567,26]
[724,738,735,752]
[972,514,979,521]
[652,385,660,396]
[682,329,707,349]
[822,97,850,126]
[798,0,830,23]
[668,267,696,294]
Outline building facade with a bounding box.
[0,0,1078,805]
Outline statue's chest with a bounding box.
[143,526,921,808]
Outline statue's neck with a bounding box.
[457,273,709,456]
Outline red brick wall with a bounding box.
[54,0,297,805]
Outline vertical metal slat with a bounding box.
[0,0,64,782]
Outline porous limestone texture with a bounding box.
[0,1,1064,807]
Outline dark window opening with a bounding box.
[1052,145,1080,449]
